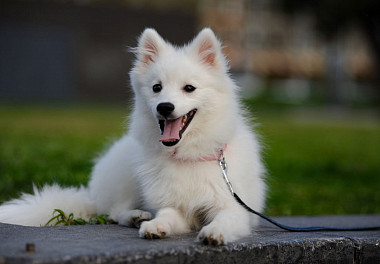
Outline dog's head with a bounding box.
[129,28,238,154]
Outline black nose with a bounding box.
[157,102,175,117]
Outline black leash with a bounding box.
[233,192,380,232]
[218,150,380,232]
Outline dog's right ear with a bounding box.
[133,28,166,67]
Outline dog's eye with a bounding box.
[153,84,162,93]
[184,85,196,93]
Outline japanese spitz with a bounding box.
[0,28,266,245]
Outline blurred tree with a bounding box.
[278,0,379,70]
[85,0,199,11]
[278,0,380,104]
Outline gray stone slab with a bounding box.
[0,215,379,264]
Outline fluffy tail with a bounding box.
[0,184,96,226]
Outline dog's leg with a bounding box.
[139,207,191,239]
[197,206,251,245]
[116,209,153,228]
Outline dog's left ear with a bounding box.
[190,28,226,70]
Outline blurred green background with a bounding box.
[1,0,379,216]
[0,104,379,216]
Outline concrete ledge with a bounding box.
[1,215,379,263]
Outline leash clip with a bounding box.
[219,149,234,195]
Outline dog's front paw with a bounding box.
[197,225,226,246]
[139,220,168,240]
[116,209,152,228]
[130,210,152,228]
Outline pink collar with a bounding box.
[171,144,227,162]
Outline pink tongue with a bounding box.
[159,116,183,142]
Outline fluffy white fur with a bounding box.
[0,28,266,245]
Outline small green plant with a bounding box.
[45,209,113,226]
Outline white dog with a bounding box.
[0,28,266,245]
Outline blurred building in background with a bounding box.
[0,0,378,105]
[0,0,196,103]
[199,0,377,105]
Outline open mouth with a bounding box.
[158,109,197,147]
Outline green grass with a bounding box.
[0,104,379,216]
[0,105,126,201]
[45,209,113,226]
[256,111,380,216]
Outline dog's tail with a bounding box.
[0,184,96,226]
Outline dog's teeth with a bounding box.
[181,115,187,129]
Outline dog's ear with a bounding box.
[134,28,166,66]
[190,28,225,69]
